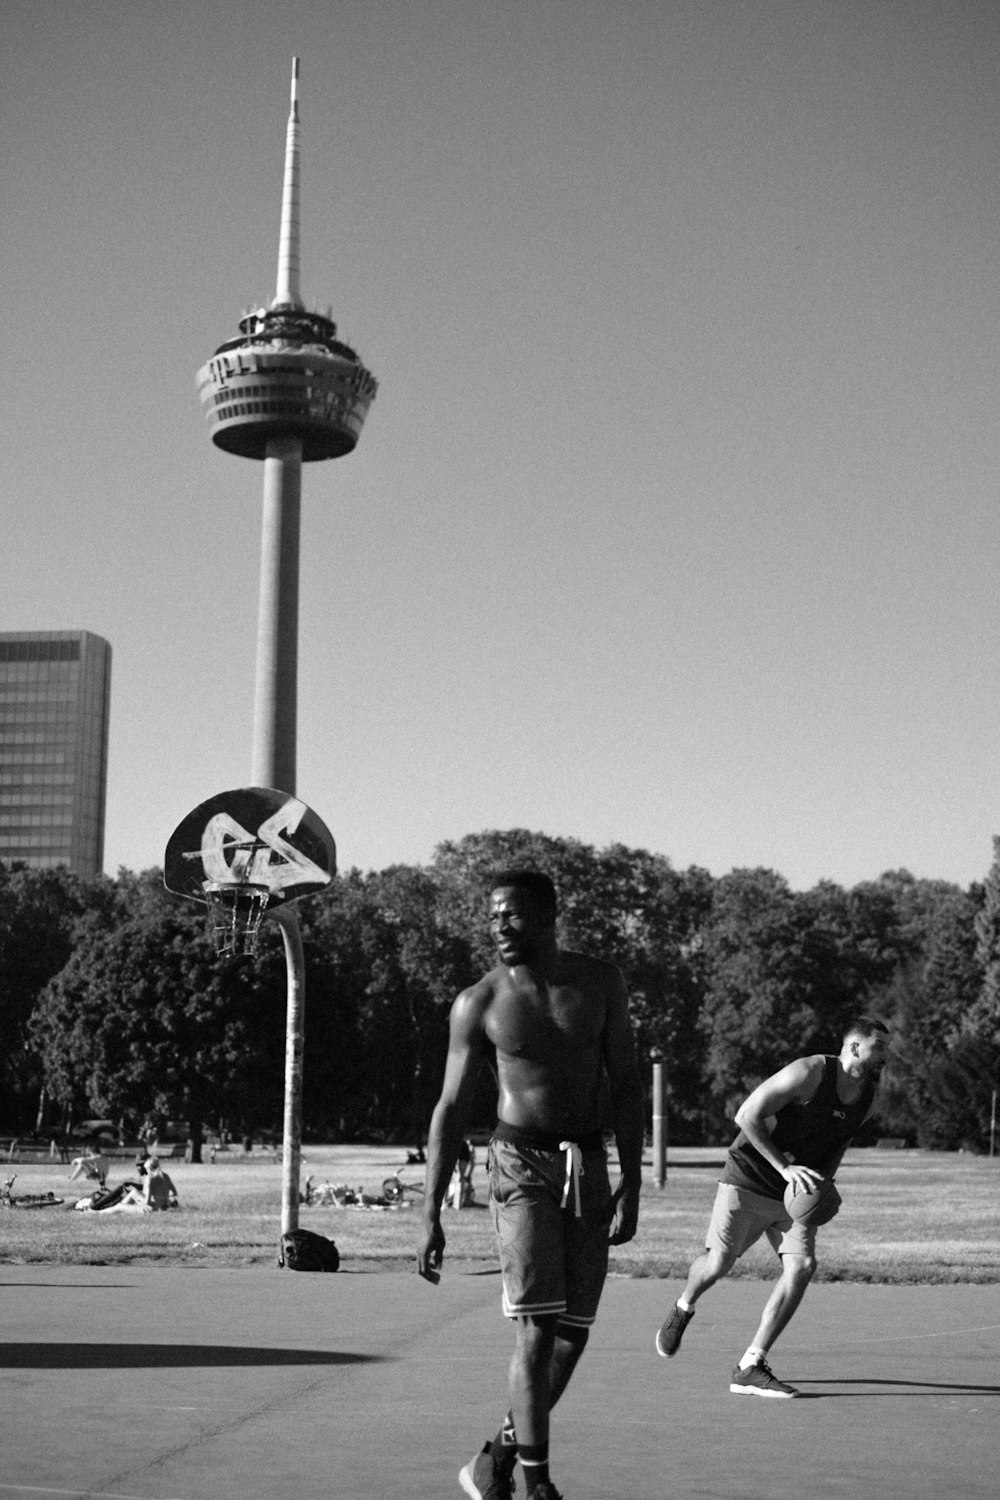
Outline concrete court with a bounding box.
[2,1265,997,1500]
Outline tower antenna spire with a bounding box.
[273,56,302,309]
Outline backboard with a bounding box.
[164,787,336,906]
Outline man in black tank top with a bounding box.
[654,1018,888,1398]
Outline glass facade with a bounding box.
[0,631,112,878]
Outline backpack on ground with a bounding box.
[278,1227,340,1272]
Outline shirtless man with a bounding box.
[417,870,644,1500]
[654,1017,889,1396]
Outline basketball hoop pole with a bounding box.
[165,789,336,1248]
[273,903,305,1235]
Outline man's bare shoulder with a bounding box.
[453,971,499,1011]
[797,1052,829,1074]
[451,967,513,1022]
[778,1054,827,1094]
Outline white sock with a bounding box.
[739,1346,766,1370]
[677,1297,692,1313]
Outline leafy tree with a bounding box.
[867,877,983,1146]
[969,835,1000,1042]
[698,868,814,1124]
[909,1033,1000,1151]
[28,901,288,1154]
[301,866,469,1140]
[0,862,116,1130]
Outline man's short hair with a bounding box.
[844,1016,889,1043]
[488,868,558,917]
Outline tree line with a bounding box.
[4,830,999,1155]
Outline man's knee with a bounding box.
[554,1321,589,1351]
[702,1244,737,1279]
[514,1313,558,1360]
[782,1254,816,1285]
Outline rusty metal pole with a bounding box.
[651,1057,667,1189]
[274,903,305,1235]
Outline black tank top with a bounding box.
[723,1056,875,1199]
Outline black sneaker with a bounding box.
[655,1302,694,1357]
[526,1485,563,1500]
[459,1444,516,1500]
[729,1358,798,1398]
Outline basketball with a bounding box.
[782,1176,842,1226]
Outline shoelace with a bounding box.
[558,1140,583,1216]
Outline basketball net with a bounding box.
[202,882,272,956]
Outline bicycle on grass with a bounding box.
[2,1174,65,1209]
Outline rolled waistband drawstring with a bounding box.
[559,1140,584,1217]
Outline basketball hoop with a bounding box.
[203,881,272,956]
[165,789,336,958]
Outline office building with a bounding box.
[0,630,112,878]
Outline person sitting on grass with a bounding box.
[138,1156,179,1210]
[96,1156,179,1214]
[68,1146,109,1187]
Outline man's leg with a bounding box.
[679,1243,736,1306]
[729,1253,815,1398]
[657,1183,769,1358]
[743,1253,815,1356]
[481,1325,587,1491]
[509,1314,557,1446]
[506,1314,561,1495]
[547,1323,588,1407]
[499,1322,587,1446]
[655,1244,736,1356]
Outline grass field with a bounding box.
[2,1145,997,1283]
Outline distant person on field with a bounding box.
[68,1146,108,1187]
[654,1017,889,1397]
[109,1156,179,1212]
[140,1156,179,1210]
[448,1137,476,1208]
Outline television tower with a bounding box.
[196,58,378,793]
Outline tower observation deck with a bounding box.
[196,60,377,462]
[198,304,377,461]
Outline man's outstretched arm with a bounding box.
[602,970,644,1246]
[416,985,487,1281]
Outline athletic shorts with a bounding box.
[488,1130,612,1328]
[705,1182,818,1260]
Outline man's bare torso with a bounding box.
[470,950,619,1136]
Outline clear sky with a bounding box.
[2,0,997,891]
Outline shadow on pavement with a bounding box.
[1,1343,384,1369]
[793,1377,1000,1397]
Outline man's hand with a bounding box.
[607,1181,640,1246]
[782,1162,824,1197]
[416,1217,445,1283]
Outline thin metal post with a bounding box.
[274,903,305,1235]
[990,1088,997,1159]
[651,1058,666,1189]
